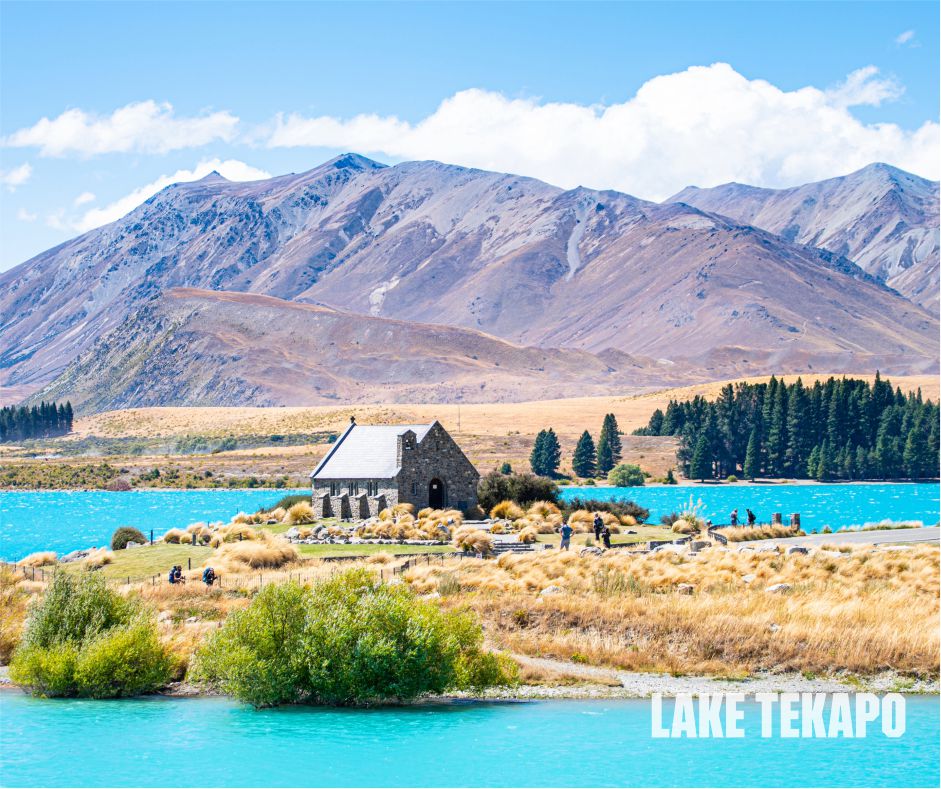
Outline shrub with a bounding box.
[563,497,649,523]
[477,471,559,512]
[726,475,739,483]
[111,526,147,550]
[73,621,174,698]
[9,573,171,698]
[162,528,187,544]
[264,494,309,512]
[527,500,560,518]
[453,528,494,555]
[0,569,30,663]
[517,527,538,544]
[195,571,517,707]
[607,464,645,487]
[84,549,114,569]
[490,500,524,520]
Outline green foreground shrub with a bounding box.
[9,573,172,698]
[195,569,518,707]
[111,526,147,550]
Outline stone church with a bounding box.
[310,418,479,519]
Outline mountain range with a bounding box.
[0,154,937,411]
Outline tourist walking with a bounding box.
[601,523,612,550]
[746,509,757,526]
[202,567,216,587]
[730,508,739,526]
[593,512,603,541]
[559,520,573,551]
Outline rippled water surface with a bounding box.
[0,694,938,787]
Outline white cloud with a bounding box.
[265,63,939,200]
[825,66,903,108]
[73,158,271,233]
[73,191,95,206]
[895,30,915,45]
[2,101,239,157]
[0,162,32,190]
[16,208,37,222]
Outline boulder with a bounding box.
[676,584,695,595]
[765,583,792,594]
[786,546,808,555]
[690,541,710,552]
[742,574,756,584]
[539,585,564,596]
[284,526,300,539]
[125,541,141,549]
[580,547,604,557]
[768,622,781,632]
[653,543,686,554]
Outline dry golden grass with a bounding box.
[83,549,114,569]
[719,525,804,542]
[403,545,940,677]
[284,501,315,525]
[0,568,32,663]
[491,500,524,520]
[453,527,494,554]
[207,533,299,573]
[19,551,57,567]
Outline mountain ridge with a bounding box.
[2,155,937,410]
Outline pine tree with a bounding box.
[690,435,712,481]
[597,414,621,474]
[815,441,833,481]
[766,383,788,476]
[530,430,548,476]
[903,425,931,480]
[542,428,561,477]
[743,426,760,480]
[572,431,597,478]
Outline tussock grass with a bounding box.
[210,533,299,573]
[20,551,57,567]
[718,524,803,542]
[491,500,524,520]
[403,545,940,677]
[284,502,315,525]
[162,528,188,544]
[453,527,494,555]
[83,549,114,569]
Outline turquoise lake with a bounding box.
[0,484,938,561]
[0,694,938,787]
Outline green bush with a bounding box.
[196,569,517,707]
[477,471,559,512]
[725,474,739,483]
[263,493,310,513]
[111,526,147,550]
[74,622,174,698]
[9,573,172,698]
[607,464,645,487]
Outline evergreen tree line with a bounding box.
[634,375,939,481]
[0,401,74,443]
[531,414,623,478]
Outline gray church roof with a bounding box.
[310,422,435,479]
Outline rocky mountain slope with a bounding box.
[2,154,937,410]
[36,288,699,411]
[670,163,940,311]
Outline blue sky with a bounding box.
[1,0,938,270]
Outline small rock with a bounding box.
[421,592,441,600]
[157,611,172,623]
[185,616,200,623]
[580,547,604,556]
[690,541,710,552]
[742,574,756,584]
[737,546,755,553]
[125,541,141,549]
[539,585,564,596]
[676,583,695,595]
[284,526,300,539]
[765,583,792,594]
[768,623,781,632]
[786,546,808,555]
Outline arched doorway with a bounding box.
[428,478,445,509]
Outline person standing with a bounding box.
[730,509,739,527]
[593,512,603,541]
[559,520,573,551]
[746,509,756,526]
[601,523,612,550]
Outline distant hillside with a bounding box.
[33,288,703,411]
[2,155,937,409]
[671,163,940,311]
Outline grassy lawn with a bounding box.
[262,517,342,535]
[59,543,213,581]
[297,543,454,558]
[536,523,676,548]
